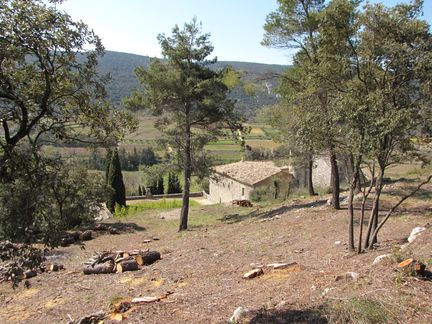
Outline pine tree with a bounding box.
[106,149,126,212]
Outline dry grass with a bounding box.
[1,182,432,323]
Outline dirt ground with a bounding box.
[1,184,432,323]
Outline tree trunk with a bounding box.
[363,167,385,249]
[330,152,340,210]
[179,125,191,231]
[347,161,360,252]
[306,154,315,196]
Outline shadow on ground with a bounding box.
[248,308,328,324]
[220,199,328,224]
[98,222,146,233]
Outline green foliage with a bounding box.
[0,151,107,246]
[0,0,135,168]
[88,147,158,171]
[114,199,199,217]
[99,51,285,118]
[0,0,134,247]
[262,0,432,248]
[167,173,182,194]
[250,186,277,202]
[106,149,126,212]
[125,18,244,230]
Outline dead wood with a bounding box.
[140,250,161,265]
[79,230,93,241]
[116,259,139,273]
[83,262,115,275]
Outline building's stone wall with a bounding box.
[208,175,254,203]
[291,156,348,189]
[208,171,293,203]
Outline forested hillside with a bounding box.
[98,51,288,119]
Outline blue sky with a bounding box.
[58,0,432,65]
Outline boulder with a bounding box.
[407,227,426,243]
[229,306,247,323]
[372,254,392,265]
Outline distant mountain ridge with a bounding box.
[98,51,289,119]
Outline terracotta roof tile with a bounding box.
[213,161,286,186]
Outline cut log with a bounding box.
[415,262,426,275]
[83,262,115,275]
[134,255,144,266]
[109,227,120,235]
[243,268,264,279]
[398,258,414,268]
[129,249,141,256]
[131,296,159,304]
[50,263,59,272]
[140,251,161,265]
[266,262,297,270]
[60,236,75,247]
[79,230,92,241]
[23,270,37,279]
[116,259,139,273]
[93,223,108,231]
[69,231,81,241]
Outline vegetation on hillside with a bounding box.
[98,51,286,119]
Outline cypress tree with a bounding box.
[106,148,126,212]
[168,172,182,194]
[156,176,164,195]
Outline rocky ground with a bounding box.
[0,183,431,323]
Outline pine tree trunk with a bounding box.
[330,152,340,210]
[306,155,315,196]
[179,125,191,231]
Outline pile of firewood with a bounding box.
[232,200,253,207]
[83,249,160,275]
[60,230,93,246]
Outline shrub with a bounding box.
[250,186,276,202]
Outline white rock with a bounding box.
[334,241,341,245]
[229,306,247,323]
[345,272,359,281]
[321,287,333,297]
[408,227,427,243]
[372,254,391,265]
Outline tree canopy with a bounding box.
[0,0,134,245]
[125,18,244,230]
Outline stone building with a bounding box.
[208,161,293,203]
